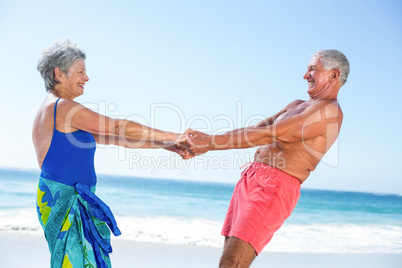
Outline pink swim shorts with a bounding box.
[221,162,301,255]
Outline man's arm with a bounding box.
[212,100,304,138]
[253,100,305,128]
[187,100,342,151]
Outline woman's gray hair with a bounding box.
[313,49,350,86]
[37,39,86,91]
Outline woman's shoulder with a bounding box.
[54,97,84,114]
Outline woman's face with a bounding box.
[60,60,89,97]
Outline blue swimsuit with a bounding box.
[36,98,120,268]
[41,98,97,187]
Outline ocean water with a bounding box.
[0,168,401,254]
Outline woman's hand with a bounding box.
[177,129,211,158]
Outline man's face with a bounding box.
[303,56,333,98]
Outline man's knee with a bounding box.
[219,255,241,268]
[219,254,254,268]
[219,237,256,268]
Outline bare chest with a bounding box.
[273,102,309,124]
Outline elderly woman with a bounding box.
[33,39,185,268]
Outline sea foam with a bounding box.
[115,215,402,254]
[1,209,401,253]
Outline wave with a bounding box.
[1,209,401,254]
[0,208,42,235]
[115,215,402,254]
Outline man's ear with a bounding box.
[54,67,63,82]
[331,68,340,83]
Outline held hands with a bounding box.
[182,129,211,159]
[165,129,211,159]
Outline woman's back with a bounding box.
[32,95,58,169]
[33,96,97,186]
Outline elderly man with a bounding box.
[183,50,350,267]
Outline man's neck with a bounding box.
[309,85,340,101]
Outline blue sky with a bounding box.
[0,0,401,194]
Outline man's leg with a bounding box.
[219,236,256,268]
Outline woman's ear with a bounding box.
[54,67,63,82]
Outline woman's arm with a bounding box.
[56,99,183,145]
[93,135,188,157]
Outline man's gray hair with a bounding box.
[313,49,350,86]
[37,39,86,91]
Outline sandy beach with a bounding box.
[0,233,400,268]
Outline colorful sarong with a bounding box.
[36,175,121,268]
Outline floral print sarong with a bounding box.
[36,175,121,268]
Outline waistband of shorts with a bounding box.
[243,162,301,186]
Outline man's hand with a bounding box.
[164,132,196,159]
[163,141,191,159]
[164,130,211,159]
[179,129,211,158]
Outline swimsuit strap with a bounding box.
[53,98,61,130]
